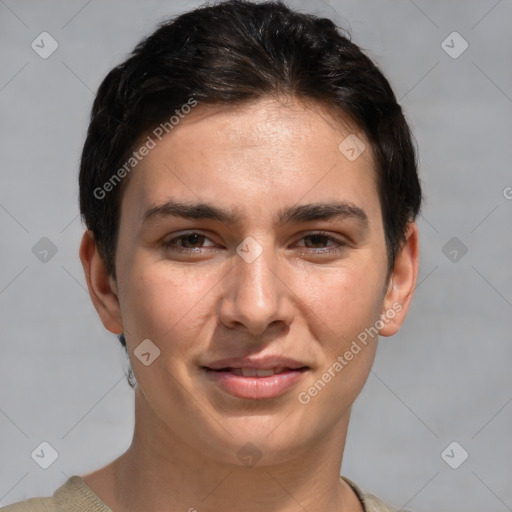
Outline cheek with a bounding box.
[304,264,385,336]
[117,268,215,396]
[295,271,383,415]
[118,263,219,351]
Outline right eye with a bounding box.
[162,232,217,252]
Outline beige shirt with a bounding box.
[0,475,399,512]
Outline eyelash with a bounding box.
[162,231,347,255]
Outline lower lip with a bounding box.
[203,368,307,400]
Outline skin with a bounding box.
[79,97,419,512]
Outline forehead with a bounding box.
[120,97,381,227]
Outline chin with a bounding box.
[194,412,317,466]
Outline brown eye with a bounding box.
[295,232,347,256]
[163,232,216,252]
[178,233,206,248]
[303,234,334,248]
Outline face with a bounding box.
[82,97,417,466]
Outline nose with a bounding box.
[218,240,295,337]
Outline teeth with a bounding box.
[254,368,275,377]
[233,367,287,377]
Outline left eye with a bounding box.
[296,233,345,251]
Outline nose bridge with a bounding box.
[239,240,276,302]
[220,236,292,333]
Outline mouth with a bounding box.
[206,366,308,377]
[201,365,309,400]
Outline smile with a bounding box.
[202,366,309,400]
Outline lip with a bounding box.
[201,355,310,400]
[202,367,308,400]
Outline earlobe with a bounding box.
[379,222,419,337]
[79,230,124,335]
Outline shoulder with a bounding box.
[341,475,402,512]
[0,497,55,512]
[0,476,111,512]
[361,492,400,512]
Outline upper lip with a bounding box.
[202,356,309,371]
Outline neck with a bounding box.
[84,389,363,512]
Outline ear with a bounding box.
[379,222,419,337]
[79,230,124,335]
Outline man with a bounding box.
[1,1,421,510]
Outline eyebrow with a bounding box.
[142,199,368,227]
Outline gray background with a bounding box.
[1,0,511,510]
